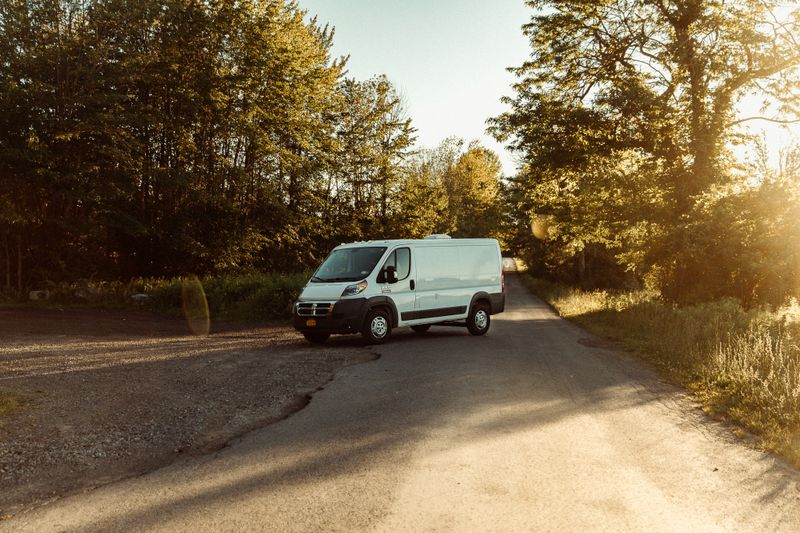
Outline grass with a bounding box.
[0,272,310,322]
[522,275,800,466]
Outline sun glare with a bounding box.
[731,5,800,169]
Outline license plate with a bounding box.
[306,319,317,327]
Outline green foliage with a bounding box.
[524,274,800,465]
[493,1,800,303]
[394,138,504,239]
[656,145,800,305]
[15,272,309,321]
[0,1,505,287]
[141,272,309,321]
[321,76,416,245]
[0,0,424,286]
[192,272,309,320]
[443,143,503,238]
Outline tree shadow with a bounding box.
[9,275,800,531]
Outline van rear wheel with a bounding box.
[467,303,490,336]
[362,309,392,345]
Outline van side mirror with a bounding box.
[385,265,398,284]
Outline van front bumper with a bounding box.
[293,298,367,334]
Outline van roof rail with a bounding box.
[424,234,452,239]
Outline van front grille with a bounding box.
[297,302,333,317]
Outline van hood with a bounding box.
[298,282,352,301]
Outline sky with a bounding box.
[300,0,798,177]
[299,0,532,176]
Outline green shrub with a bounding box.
[3,272,309,321]
[146,272,309,320]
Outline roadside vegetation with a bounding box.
[523,275,800,466]
[146,273,309,320]
[492,1,800,308]
[6,273,308,322]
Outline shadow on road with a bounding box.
[30,275,677,532]
[10,274,800,532]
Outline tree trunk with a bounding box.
[673,4,711,213]
[17,235,22,293]
[4,239,9,290]
[380,169,389,237]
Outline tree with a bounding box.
[395,139,504,239]
[492,0,800,300]
[0,0,427,287]
[326,76,415,244]
[443,142,502,238]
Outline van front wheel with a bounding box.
[362,309,392,344]
[467,303,490,336]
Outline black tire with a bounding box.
[362,308,392,344]
[411,324,431,334]
[303,331,330,344]
[467,303,490,336]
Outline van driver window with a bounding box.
[395,248,410,279]
[382,248,410,281]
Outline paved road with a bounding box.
[6,275,800,531]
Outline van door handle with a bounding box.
[410,279,415,290]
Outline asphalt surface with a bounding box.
[6,274,800,531]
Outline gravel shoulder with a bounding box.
[0,308,374,518]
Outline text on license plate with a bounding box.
[306,319,316,327]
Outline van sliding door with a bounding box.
[412,246,468,319]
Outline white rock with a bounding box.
[29,290,50,301]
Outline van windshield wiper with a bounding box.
[311,275,359,282]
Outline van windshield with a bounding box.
[311,247,387,283]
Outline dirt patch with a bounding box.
[577,336,620,351]
[0,308,374,517]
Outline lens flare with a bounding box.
[531,216,550,240]
[181,277,210,336]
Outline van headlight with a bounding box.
[342,280,368,297]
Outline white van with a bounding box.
[293,236,505,344]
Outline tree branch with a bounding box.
[728,115,800,127]
[728,55,800,93]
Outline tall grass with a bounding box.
[523,275,800,465]
[3,272,309,321]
